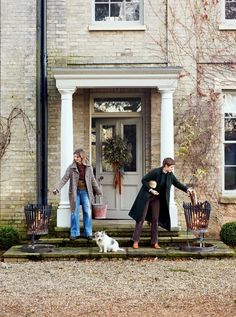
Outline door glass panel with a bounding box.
[123,124,136,172]
[101,125,115,172]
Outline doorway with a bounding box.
[91,118,143,218]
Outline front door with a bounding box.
[92,118,143,219]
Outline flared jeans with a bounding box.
[70,189,92,238]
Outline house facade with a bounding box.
[1,0,236,235]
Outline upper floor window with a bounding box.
[94,0,141,22]
[90,0,145,30]
[223,94,236,193]
[220,0,236,29]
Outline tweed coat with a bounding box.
[128,167,188,230]
[56,162,102,212]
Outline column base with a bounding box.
[57,204,71,228]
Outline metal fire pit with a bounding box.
[22,203,54,253]
[181,201,215,252]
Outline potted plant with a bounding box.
[103,135,132,194]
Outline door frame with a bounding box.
[89,92,146,218]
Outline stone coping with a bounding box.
[3,240,235,263]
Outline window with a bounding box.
[220,0,236,29]
[91,0,145,30]
[94,97,141,113]
[223,94,236,193]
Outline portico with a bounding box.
[53,67,181,229]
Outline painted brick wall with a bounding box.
[0,1,37,233]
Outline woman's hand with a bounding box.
[53,189,59,195]
[149,189,159,196]
[187,187,193,194]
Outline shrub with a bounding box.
[0,226,20,250]
[220,222,236,247]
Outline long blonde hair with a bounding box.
[73,148,87,165]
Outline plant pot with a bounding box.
[92,204,107,219]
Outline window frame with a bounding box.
[90,0,146,31]
[222,92,236,196]
[219,0,236,30]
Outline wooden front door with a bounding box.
[92,118,143,219]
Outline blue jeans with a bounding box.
[70,189,92,238]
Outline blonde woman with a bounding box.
[53,149,102,240]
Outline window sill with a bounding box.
[219,196,236,204]
[219,23,236,30]
[88,24,147,31]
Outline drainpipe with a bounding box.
[36,0,48,205]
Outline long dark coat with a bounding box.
[56,162,102,212]
[128,167,188,230]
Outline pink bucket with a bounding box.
[92,204,107,219]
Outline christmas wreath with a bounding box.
[103,135,132,194]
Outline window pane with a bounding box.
[111,3,121,17]
[126,3,139,21]
[95,4,109,21]
[94,98,141,113]
[124,124,136,172]
[225,144,236,165]
[225,115,236,140]
[225,167,236,190]
[101,125,115,172]
[225,0,236,20]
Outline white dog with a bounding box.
[94,231,125,253]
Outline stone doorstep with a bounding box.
[3,240,235,263]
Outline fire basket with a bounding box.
[22,203,53,253]
[181,200,214,251]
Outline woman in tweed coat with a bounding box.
[53,149,102,240]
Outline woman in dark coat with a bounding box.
[129,157,192,249]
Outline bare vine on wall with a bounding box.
[147,0,236,228]
[0,107,34,160]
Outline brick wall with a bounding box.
[0,1,37,234]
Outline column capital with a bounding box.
[58,88,76,96]
[158,87,175,94]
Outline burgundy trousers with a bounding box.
[132,195,160,244]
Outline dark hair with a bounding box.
[162,157,175,167]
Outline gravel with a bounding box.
[0,258,235,317]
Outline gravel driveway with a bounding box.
[0,258,235,317]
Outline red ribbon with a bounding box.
[113,164,122,194]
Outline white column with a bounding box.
[159,89,178,229]
[57,89,75,227]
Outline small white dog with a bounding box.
[94,231,124,253]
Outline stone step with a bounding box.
[52,219,179,238]
[3,240,235,262]
[36,235,195,248]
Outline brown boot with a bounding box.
[133,242,139,249]
[151,243,160,249]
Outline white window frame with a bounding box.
[89,0,146,31]
[222,92,236,196]
[219,0,236,30]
